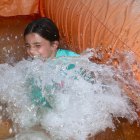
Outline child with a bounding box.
[24,18,79,108]
[24,17,79,60]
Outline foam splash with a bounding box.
[8,130,51,140]
[0,51,138,140]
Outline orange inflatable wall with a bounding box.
[0,0,39,16]
[40,0,140,62]
[0,1,140,139]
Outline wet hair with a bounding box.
[24,17,60,42]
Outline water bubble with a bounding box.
[9,128,13,134]
[15,36,18,39]
[7,36,10,41]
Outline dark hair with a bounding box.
[24,18,60,42]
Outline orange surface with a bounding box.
[39,0,140,61]
[0,119,14,139]
[0,0,140,139]
[39,0,140,111]
[0,0,39,16]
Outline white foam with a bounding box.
[0,52,138,140]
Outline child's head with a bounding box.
[24,18,60,59]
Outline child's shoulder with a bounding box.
[56,49,79,57]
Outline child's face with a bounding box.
[24,33,58,59]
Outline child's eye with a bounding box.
[35,45,41,48]
[25,45,30,48]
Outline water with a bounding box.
[0,50,139,140]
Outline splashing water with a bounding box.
[0,50,139,140]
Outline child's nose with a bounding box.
[30,48,40,57]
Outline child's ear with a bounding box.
[51,41,59,50]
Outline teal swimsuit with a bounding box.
[56,49,79,57]
[30,49,79,108]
